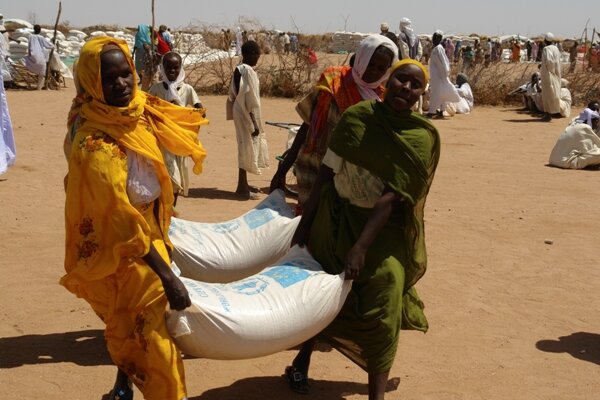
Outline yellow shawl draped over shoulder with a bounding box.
[61,37,208,294]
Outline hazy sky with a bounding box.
[3,0,599,39]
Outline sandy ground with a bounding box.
[1,82,599,400]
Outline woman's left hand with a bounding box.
[344,245,366,280]
[162,274,192,311]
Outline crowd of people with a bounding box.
[1,14,600,400]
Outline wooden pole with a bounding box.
[44,1,62,90]
[151,0,155,48]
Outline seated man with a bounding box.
[444,73,474,115]
[558,78,572,118]
[548,102,600,169]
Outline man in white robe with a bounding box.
[540,32,562,121]
[227,40,269,199]
[24,24,54,90]
[427,30,459,118]
[0,68,16,175]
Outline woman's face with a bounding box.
[163,55,182,82]
[361,49,393,84]
[100,49,134,107]
[385,64,426,111]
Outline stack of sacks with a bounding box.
[4,18,33,30]
[329,31,370,53]
[173,32,233,65]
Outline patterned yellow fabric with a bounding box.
[61,36,205,400]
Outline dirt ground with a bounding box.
[1,81,599,400]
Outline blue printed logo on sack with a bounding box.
[243,209,275,230]
[230,277,269,295]
[210,220,240,233]
[262,264,311,288]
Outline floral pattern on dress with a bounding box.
[78,132,127,160]
[76,217,100,261]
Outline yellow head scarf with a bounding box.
[75,36,208,173]
[388,58,430,86]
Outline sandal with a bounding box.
[284,365,310,395]
[108,383,134,400]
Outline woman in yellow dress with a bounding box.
[61,36,207,400]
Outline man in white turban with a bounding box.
[540,32,562,121]
[399,18,421,60]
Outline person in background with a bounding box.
[62,36,207,400]
[157,25,173,56]
[0,38,15,175]
[228,40,269,200]
[379,22,398,48]
[445,38,455,63]
[24,24,54,90]
[511,39,521,63]
[283,59,440,400]
[398,18,420,60]
[540,32,562,122]
[427,30,459,118]
[270,35,398,207]
[290,33,299,53]
[149,52,205,207]
[558,78,572,118]
[569,42,579,73]
[235,27,243,56]
[446,72,474,115]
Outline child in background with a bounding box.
[149,52,206,206]
[227,40,269,200]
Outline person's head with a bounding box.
[352,35,398,87]
[456,73,468,87]
[399,17,412,33]
[159,24,167,33]
[384,59,428,112]
[380,22,389,33]
[544,32,555,45]
[78,37,136,107]
[587,100,599,112]
[162,52,182,82]
[33,24,41,34]
[241,40,261,66]
[432,30,443,46]
[531,71,541,84]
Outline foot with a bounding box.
[285,365,310,394]
[235,190,260,200]
[108,381,133,400]
[248,185,262,193]
[541,113,552,122]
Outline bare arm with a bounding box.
[269,122,309,192]
[142,244,191,310]
[344,189,403,280]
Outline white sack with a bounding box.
[167,245,351,359]
[169,189,299,283]
[549,123,600,169]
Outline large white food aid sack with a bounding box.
[166,246,351,360]
[169,189,300,283]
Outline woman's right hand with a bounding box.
[161,274,192,311]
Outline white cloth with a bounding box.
[156,62,187,106]
[126,149,161,205]
[449,82,474,114]
[0,73,16,175]
[351,34,398,100]
[559,87,572,118]
[399,18,417,47]
[540,44,562,114]
[548,123,600,169]
[429,44,460,112]
[575,108,600,127]
[0,32,11,82]
[228,63,269,174]
[24,33,54,76]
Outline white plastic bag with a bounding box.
[169,189,300,283]
[166,246,351,360]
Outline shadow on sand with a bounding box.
[189,376,400,400]
[0,329,110,368]
[536,332,600,366]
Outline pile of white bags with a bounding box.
[167,245,351,359]
[330,31,370,53]
[169,189,300,283]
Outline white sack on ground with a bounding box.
[169,189,299,283]
[166,245,352,359]
[548,123,600,169]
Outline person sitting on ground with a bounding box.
[558,78,572,118]
[549,103,600,169]
[62,36,208,400]
[523,72,542,113]
[149,52,206,206]
[24,24,55,90]
[227,40,269,200]
[445,73,474,115]
[269,35,398,208]
[283,58,440,400]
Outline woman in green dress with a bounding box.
[285,59,440,400]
